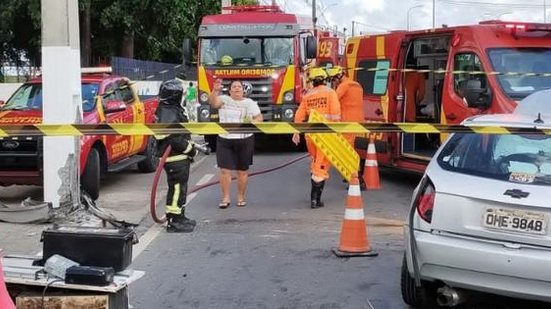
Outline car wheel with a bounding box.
[400,254,436,308]
[81,148,100,200]
[205,135,217,152]
[138,137,159,173]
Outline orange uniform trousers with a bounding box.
[295,85,341,181]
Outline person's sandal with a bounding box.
[236,200,247,207]
[218,201,230,209]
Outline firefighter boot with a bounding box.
[166,213,195,233]
[310,180,325,209]
[180,208,197,226]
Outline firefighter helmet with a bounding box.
[327,66,344,78]
[220,55,233,66]
[308,67,328,81]
[159,79,184,106]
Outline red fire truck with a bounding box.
[192,5,342,146]
[0,68,159,199]
[344,20,551,173]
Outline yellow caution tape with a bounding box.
[0,122,547,137]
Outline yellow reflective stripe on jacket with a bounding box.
[165,154,189,163]
[155,134,168,140]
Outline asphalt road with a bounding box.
[1,148,549,308]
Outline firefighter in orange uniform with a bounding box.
[328,66,367,189]
[292,68,341,209]
[404,69,426,122]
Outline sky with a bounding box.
[259,0,551,35]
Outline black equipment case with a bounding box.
[41,226,137,272]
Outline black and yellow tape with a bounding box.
[0,122,549,137]
[345,67,551,77]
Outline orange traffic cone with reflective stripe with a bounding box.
[332,174,378,257]
[363,135,381,190]
[0,253,15,309]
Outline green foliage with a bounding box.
[0,0,223,64]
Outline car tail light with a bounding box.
[415,178,435,223]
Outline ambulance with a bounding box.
[344,21,551,172]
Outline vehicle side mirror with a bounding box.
[462,79,492,109]
[182,38,192,65]
[306,36,317,59]
[104,100,127,113]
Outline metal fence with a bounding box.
[111,57,196,81]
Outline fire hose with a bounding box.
[150,143,309,224]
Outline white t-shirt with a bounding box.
[218,95,261,139]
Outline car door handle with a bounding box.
[446,113,457,120]
[375,109,383,116]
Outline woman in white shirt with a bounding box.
[209,79,263,208]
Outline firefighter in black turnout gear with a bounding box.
[156,79,197,233]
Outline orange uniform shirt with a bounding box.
[336,77,364,122]
[404,72,426,122]
[295,85,341,123]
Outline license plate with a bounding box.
[483,208,548,235]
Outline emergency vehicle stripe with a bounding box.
[381,94,389,122]
[345,37,361,80]
[276,65,296,104]
[0,123,549,136]
[198,66,211,94]
[344,209,365,220]
[376,36,385,60]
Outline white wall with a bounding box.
[0,83,23,101]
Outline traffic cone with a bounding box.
[363,135,381,190]
[332,174,378,257]
[0,255,15,309]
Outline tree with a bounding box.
[0,0,41,67]
[0,0,223,66]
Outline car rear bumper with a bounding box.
[407,228,551,302]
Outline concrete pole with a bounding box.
[222,0,231,14]
[41,0,82,208]
[312,0,317,30]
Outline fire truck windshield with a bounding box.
[2,83,99,112]
[488,48,551,99]
[200,37,293,67]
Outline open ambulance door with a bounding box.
[400,35,451,161]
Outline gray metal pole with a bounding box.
[41,0,82,208]
[313,0,317,29]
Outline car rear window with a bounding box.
[437,133,551,186]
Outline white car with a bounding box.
[402,91,551,307]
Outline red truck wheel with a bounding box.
[138,137,159,173]
[82,148,100,200]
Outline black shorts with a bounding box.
[216,135,255,171]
